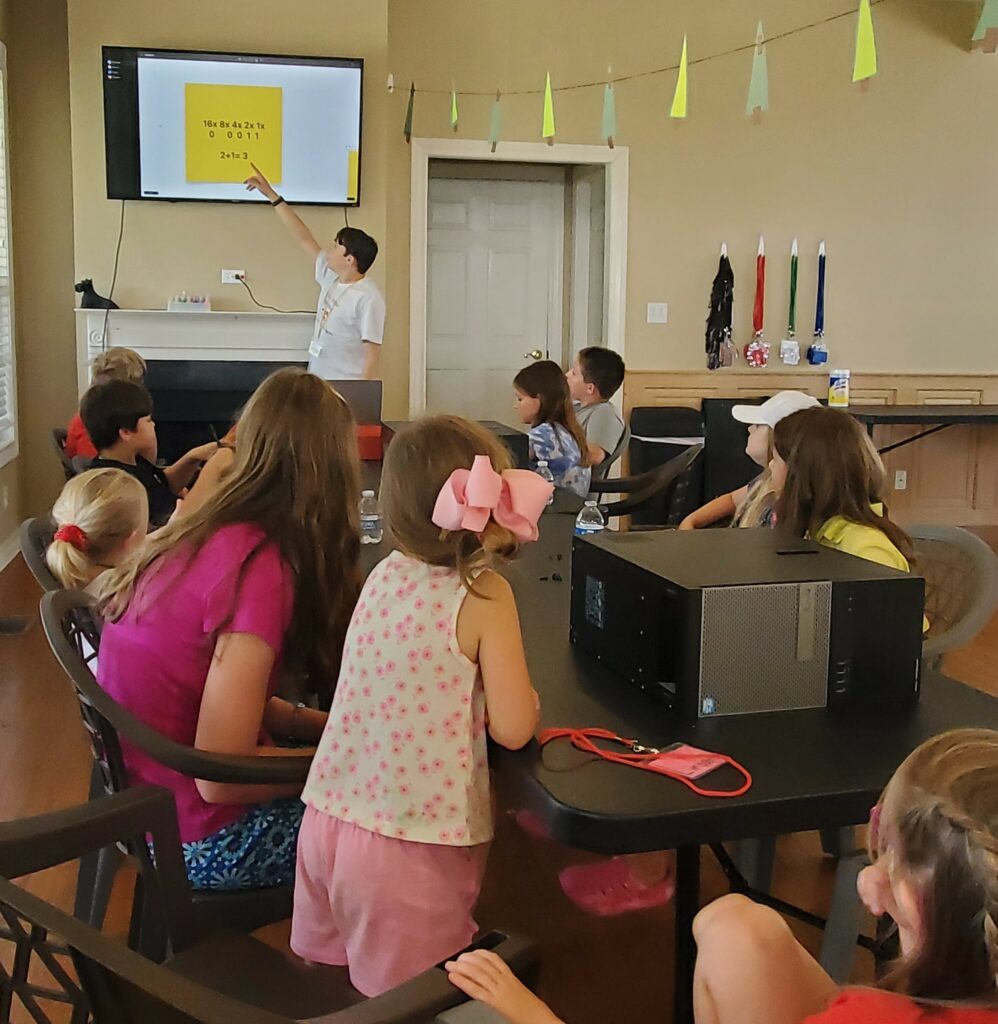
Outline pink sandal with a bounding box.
[559,856,675,916]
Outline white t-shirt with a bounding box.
[307,250,386,380]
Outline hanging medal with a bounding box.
[807,240,828,365]
[744,236,770,367]
[780,238,800,365]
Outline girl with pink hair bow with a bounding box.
[292,415,550,996]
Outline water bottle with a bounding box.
[574,499,606,537]
[535,460,555,505]
[359,489,383,545]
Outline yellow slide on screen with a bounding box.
[185,83,283,184]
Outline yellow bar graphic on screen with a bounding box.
[185,83,283,184]
[347,149,359,202]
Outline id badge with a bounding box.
[647,744,727,780]
[308,337,324,359]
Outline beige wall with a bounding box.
[0,0,15,543]
[387,0,998,383]
[66,0,392,379]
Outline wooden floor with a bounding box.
[2,534,996,1024]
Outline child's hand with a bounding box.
[678,515,696,531]
[857,862,893,918]
[446,950,563,1024]
[188,441,220,464]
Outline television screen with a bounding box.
[103,46,363,206]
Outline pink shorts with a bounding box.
[290,806,489,997]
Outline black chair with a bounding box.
[50,427,76,481]
[0,786,538,1024]
[20,517,60,592]
[39,589,308,959]
[591,444,703,526]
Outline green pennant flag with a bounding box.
[601,82,616,147]
[670,36,689,118]
[403,81,415,143]
[542,72,556,141]
[853,0,878,83]
[972,0,998,51]
[746,21,769,116]
[489,90,502,152]
[450,87,459,131]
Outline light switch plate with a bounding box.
[647,302,668,324]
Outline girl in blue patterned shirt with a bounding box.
[513,360,591,497]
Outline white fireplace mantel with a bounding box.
[75,308,314,396]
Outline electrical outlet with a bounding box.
[221,269,245,284]
[647,302,668,324]
[894,470,908,491]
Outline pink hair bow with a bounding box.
[432,455,554,543]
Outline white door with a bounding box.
[425,177,564,422]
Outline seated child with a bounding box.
[46,468,148,589]
[447,728,998,1024]
[565,347,626,478]
[514,360,591,497]
[771,405,913,570]
[80,379,219,529]
[291,415,547,996]
[65,347,147,460]
[680,391,819,530]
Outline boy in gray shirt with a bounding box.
[566,347,626,479]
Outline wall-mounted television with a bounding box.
[102,46,363,206]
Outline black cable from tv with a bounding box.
[101,199,126,350]
[238,276,311,315]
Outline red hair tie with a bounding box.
[54,524,89,551]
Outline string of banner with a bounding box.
[398,0,998,147]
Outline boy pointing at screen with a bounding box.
[244,163,385,381]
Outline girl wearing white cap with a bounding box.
[679,391,819,530]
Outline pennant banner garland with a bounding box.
[973,0,998,52]
[746,21,769,117]
[853,0,878,82]
[396,0,992,144]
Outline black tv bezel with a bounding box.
[102,45,364,208]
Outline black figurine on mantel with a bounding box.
[705,251,734,371]
[75,278,118,310]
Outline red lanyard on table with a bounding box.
[537,727,752,799]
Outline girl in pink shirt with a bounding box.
[96,368,362,890]
[446,729,998,1024]
[291,415,551,995]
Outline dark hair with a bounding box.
[578,347,625,400]
[513,360,590,467]
[80,379,153,451]
[773,406,914,564]
[335,227,378,274]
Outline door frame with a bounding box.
[409,137,629,417]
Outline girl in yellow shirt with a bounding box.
[769,406,915,571]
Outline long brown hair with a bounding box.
[98,368,361,689]
[381,415,521,591]
[513,360,590,467]
[873,729,998,1006]
[773,406,913,563]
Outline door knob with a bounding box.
[523,349,543,361]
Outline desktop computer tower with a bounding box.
[569,528,924,719]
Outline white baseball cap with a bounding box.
[731,390,820,428]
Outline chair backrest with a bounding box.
[597,444,703,523]
[591,423,631,483]
[909,525,998,667]
[50,427,75,481]
[0,788,267,1024]
[20,517,61,593]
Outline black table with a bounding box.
[850,404,998,456]
[497,508,998,1024]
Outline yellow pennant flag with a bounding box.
[450,88,459,131]
[853,0,878,82]
[671,36,689,118]
[542,72,556,141]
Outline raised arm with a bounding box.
[244,163,321,261]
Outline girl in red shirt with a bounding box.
[446,728,998,1024]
